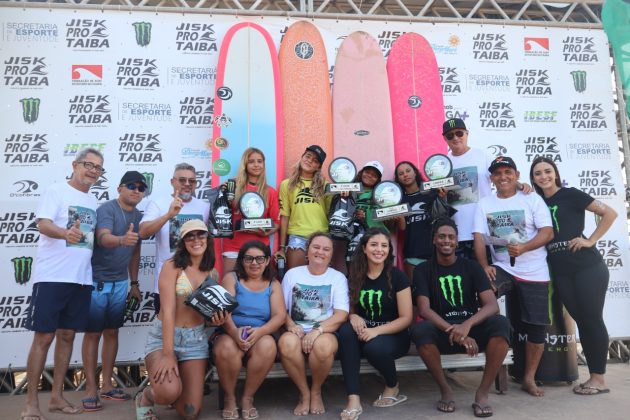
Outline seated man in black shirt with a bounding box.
[410,217,510,418]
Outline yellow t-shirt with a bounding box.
[279,178,331,237]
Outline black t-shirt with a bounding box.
[543,187,601,273]
[401,190,434,259]
[413,258,490,323]
[354,267,410,327]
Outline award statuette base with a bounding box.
[240,218,273,230]
[372,203,410,221]
[325,182,363,194]
[422,176,455,190]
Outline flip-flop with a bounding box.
[472,402,493,418]
[101,388,132,401]
[48,404,82,415]
[221,407,240,420]
[340,407,363,420]
[372,394,408,408]
[242,407,259,420]
[81,396,103,412]
[437,399,456,413]
[573,384,611,396]
[135,390,159,420]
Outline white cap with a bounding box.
[362,160,384,177]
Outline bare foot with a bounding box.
[293,395,309,416]
[521,381,544,397]
[48,396,82,414]
[20,406,47,420]
[309,391,325,415]
[241,396,255,413]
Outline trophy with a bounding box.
[325,157,363,194]
[371,181,410,221]
[422,154,455,190]
[238,192,273,230]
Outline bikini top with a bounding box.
[175,270,194,297]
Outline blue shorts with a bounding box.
[145,319,209,362]
[25,282,92,333]
[288,234,308,251]
[86,280,128,332]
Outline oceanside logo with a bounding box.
[472,33,508,61]
[376,30,406,57]
[4,22,58,42]
[439,67,461,95]
[0,294,32,331]
[569,103,607,130]
[515,69,552,96]
[118,133,163,165]
[0,212,39,247]
[524,136,561,163]
[523,37,549,56]
[3,57,48,88]
[120,102,172,122]
[175,23,218,53]
[11,180,40,198]
[116,58,160,89]
[578,170,616,198]
[72,64,102,86]
[597,240,623,270]
[68,95,112,127]
[90,175,110,202]
[168,66,215,86]
[562,36,598,63]
[431,35,460,55]
[4,133,49,166]
[63,143,106,158]
[444,105,469,122]
[181,148,211,159]
[65,19,109,50]
[466,74,509,92]
[566,142,612,160]
[179,97,213,127]
[194,170,212,200]
[478,102,515,129]
[523,111,558,123]
[487,145,508,157]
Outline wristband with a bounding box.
[130,281,140,287]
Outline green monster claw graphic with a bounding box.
[549,205,560,232]
[570,70,587,93]
[448,119,456,128]
[142,172,154,196]
[133,22,152,47]
[438,275,463,307]
[12,256,33,285]
[20,98,41,123]
[359,289,383,318]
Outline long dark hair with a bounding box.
[172,232,215,272]
[394,160,425,188]
[348,227,394,306]
[428,217,459,314]
[234,240,273,281]
[529,156,562,196]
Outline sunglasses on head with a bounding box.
[444,130,466,141]
[125,183,146,192]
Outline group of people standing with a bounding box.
[19,116,617,420]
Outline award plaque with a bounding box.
[325,157,363,194]
[239,192,273,230]
[422,154,455,190]
[371,181,410,221]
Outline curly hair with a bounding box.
[234,240,274,281]
[172,231,215,272]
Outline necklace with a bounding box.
[116,199,132,229]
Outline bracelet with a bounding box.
[130,281,139,287]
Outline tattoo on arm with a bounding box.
[593,200,605,211]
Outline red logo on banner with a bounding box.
[71,65,102,80]
[524,38,549,52]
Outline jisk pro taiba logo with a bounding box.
[3,57,48,88]
[478,102,515,129]
[4,133,49,166]
[515,69,552,96]
[175,23,217,53]
[1,212,39,247]
[116,58,160,88]
[472,33,508,61]
[68,95,112,126]
[179,97,213,126]
[118,133,163,164]
[12,256,33,285]
[562,36,598,63]
[439,67,461,95]
[65,19,109,49]
[569,103,607,130]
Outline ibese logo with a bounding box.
[142,172,154,196]
[119,133,163,164]
[4,57,48,88]
[578,170,616,197]
[478,102,515,129]
[439,67,461,95]
[12,256,33,285]
[4,133,49,166]
[179,97,213,127]
[20,98,40,124]
[562,36,597,63]
[515,69,552,96]
[571,70,587,93]
[0,212,39,246]
[597,240,623,269]
[65,19,109,49]
[116,58,159,88]
[524,137,561,163]
[472,33,508,61]
[68,95,112,126]
[569,103,607,130]
[133,22,152,47]
[175,23,217,53]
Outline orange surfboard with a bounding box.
[279,21,333,177]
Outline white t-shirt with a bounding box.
[282,265,349,332]
[33,182,97,285]
[473,191,552,281]
[448,148,493,241]
[141,196,210,292]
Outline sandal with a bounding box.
[372,394,408,408]
[340,407,363,420]
[135,390,159,420]
[472,402,493,418]
[437,399,455,413]
[81,396,102,412]
[242,407,259,420]
[101,388,132,401]
[221,407,240,420]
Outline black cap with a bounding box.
[442,118,467,134]
[305,145,326,164]
[488,156,518,173]
[120,170,147,186]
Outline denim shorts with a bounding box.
[288,234,308,251]
[145,319,209,362]
[86,279,128,332]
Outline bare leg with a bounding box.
[475,337,509,406]
[21,332,55,420]
[49,329,80,412]
[286,248,307,270]
[417,344,454,411]
[242,335,277,416]
[308,333,337,415]
[522,342,545,397]
[404,263,415,281]
[100,328,119,393]
[278,332,310,415]
[142,350,182,407]
[222,257,237,275]
[213,334,244,414]
[81,332,101,399]
[173,359,207,419]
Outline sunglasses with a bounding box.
[243,255,268,264]
[183,231,208,242]
[176,177,197,185]
[125,183,147,192]
[444,130,466,141]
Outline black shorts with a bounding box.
[25,282,92,333]
[410,314,511,354]
[493,266,551,326]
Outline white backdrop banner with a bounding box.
[1,7,628,368]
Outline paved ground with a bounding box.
[5,363,630,419]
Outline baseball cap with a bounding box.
[488,156,518,173]
[442,118,467,134]
[120,171,147,187]
[180,219,209,238]
[305,145,327,164]
[362,161,384,177]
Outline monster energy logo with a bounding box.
[549,204,560,232]
[12,256,33,285]
[570,70,586,93]
[133,22,152,47]
[20,98,40,123]
[438,275,463,307]
[359,289,382,319]
[142,172,154,196]
[447,119,456,128]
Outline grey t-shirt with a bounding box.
[91,199,143,282]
